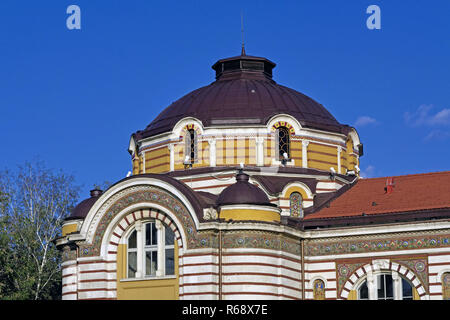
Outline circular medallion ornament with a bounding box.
[415,261,426,273]
[339,265,349,277]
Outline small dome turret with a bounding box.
[217,169,280,223]
[217,170,271,206]
[67,187,103,220]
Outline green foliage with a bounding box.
[0,161,80,300]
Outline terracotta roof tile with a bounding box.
[304,171,450,220]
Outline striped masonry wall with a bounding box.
[62,208,184,300]
[178,250,219,300]
[303,259,337,300]
[63,241,450,300]
[428,252,450,300]
[220,249,302,300]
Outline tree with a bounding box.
[0,161,80,299]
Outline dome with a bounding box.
[67,188,102,220]
[135,54,351,140]
[216,170,273,206]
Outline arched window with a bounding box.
[443,273,450,300]
[357,272,415,300]
[276,127,290,161]
[184,129,197,164]
[126,220,175,279]
[289,192,303,218]
[313,279,326,300]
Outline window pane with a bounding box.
[165,227,175,246]
[377,274,393,300]
[128,252,137,278]
[359,281,368,300]
[402,278,413,300]
[145,250,158,276]
[385,274,393,299]
[128,230,137,249]
[165,248,175,275]
[277,127,290,159]
[145,223,158,246]
[145,223,151,246]
[190,129,195,161]
[377,275,386,299]
[151,223,157,245]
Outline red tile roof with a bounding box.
[305,171,450,220]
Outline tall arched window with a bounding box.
[184,129,197,164]
[126,220,175,279]
[443,273,450,300]
[357,272,415,300]
[289,192,303,218]
[313,279,326,300]
[276,127,290,161]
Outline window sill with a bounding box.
[120,275,177,282]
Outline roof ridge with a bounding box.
[360,170,450,181]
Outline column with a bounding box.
[168,144,174,172]
[302,140,309,168]
[155,219,164,277]
[208,139,216,167]
[367,271,376,300]
[142,152,146,174]
[135,220,143,278]
[255,137,264,166]
[392,272,402,300]
[337,146,342,174]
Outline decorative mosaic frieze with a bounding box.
[222,231,301,255]
[306,232,450,257]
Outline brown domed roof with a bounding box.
[216,170,274,207]
[67,188,103,220]
[134,54,351,140]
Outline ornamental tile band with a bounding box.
[223,231,301,255]
[306,233,450,256]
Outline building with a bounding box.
[56,51,450,300]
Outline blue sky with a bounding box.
[0,1,449,200]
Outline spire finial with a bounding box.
[241,10,246,56]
